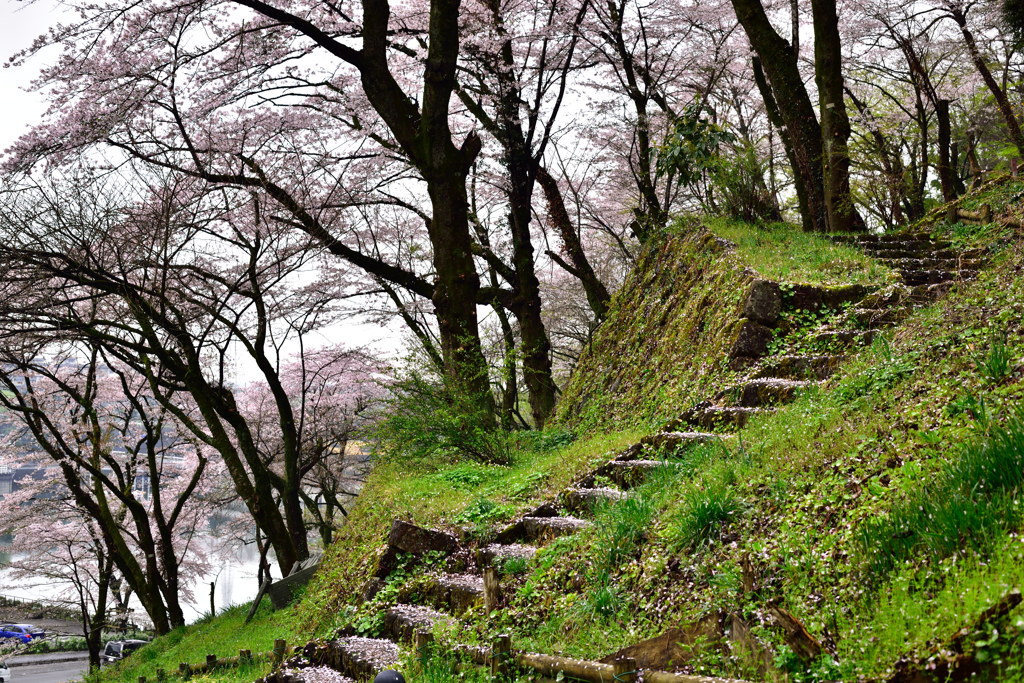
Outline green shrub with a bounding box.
[375,371,513,465]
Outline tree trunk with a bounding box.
[735,0,828,232]
[752,58,816,232]
[504,157,556,429]
[810,0,865,232]
[936,98,958,201]
[426,172,496,418]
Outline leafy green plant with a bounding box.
[496,555,530,576]
[656,102,736,186]
[375,369,513,465]
[835,342,917,401]
[454,498,516,526]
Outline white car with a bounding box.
[0,659,9,683]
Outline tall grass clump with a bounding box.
[974,329,1014,386]
[572,464,678,618]
[859,408,1024,579]
[670,479,743,550]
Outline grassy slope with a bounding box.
[486,184,1024,680]
[96,176,1024,683]
[93,604,299,683]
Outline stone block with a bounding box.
[729,318,773,358]
[742,279,782,324]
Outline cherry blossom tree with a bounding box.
[0,169,341,577]
[1,497,117,668]
[0,343,218,634]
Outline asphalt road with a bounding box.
[7,658,89,683]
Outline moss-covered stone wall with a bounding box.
[557,228,755,433]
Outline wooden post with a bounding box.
[414,630,434,658]
[612,657,638,683]
[947,204,959,224]
[273,639,287,663]
[138,677,147,683]
[178,662,190,679]
[156,668,166,682]
[483,566,501,611]
[981,204,993,223]
[239,649,252,662]
[206,654,217,668]
[491,634,511,678]
[1013,158,1019,177]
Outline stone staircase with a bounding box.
[318,230,984,682]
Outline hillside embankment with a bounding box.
[97,177,1024,683]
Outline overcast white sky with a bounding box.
[0,0,62,150]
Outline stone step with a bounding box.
[683,406,768,430]
[601,459,675,488]
[868,248,946,260]
[522,516,591,542]
[751,354,846,380]
[783,283,872,312]
[563,487,626,514]
[808,328,879,349]
[384,604,451,643]
[416,573,484,614]
[719,378,815,407]
[862,238,952,250]
[495,516,592,544]
[477,543,536,567]
[886,257,983,271]
[898,269,957,286]
[328,637,400,680]
[845,306,910,327]
[913,281,953,300]
[635,431,724,457]
[831,231,932,243]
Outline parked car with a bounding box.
[0,659,9,683]
[0,625,43,644]
[102,639,148,665]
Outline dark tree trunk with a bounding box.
[734,0,828,232]
[810,0,866,231]
[936,98,958,201]
[84,554,112,670]
[503,150,556,429]
[752,58,816,232]
[425,173,495,416]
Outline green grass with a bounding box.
[90,603,298,683]
[858,408,1024,579]
[705,217,896,285]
